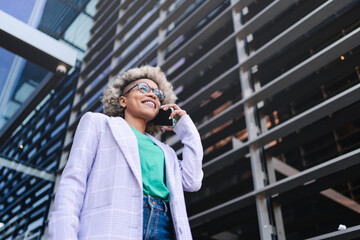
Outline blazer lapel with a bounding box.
[106,116,142,188]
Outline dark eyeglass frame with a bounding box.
[122,81,165,101]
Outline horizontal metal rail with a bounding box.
[159,0,193,30]
[0,156,55,182]
[179,63,240,112]
[190,147,360,227]
[117,0,144,25]
[160,4,233,70]
[202,80,360,177]
[90,0,119,34]
[81,45,113,78]
[88,3,120,47]
[110,29,158,76]
[88,0,134,47]
[84,29,116,62]
[305,225,360,240]
[93,0,112,21]
[169,0,298,86]
[240,0,354,71]
[112,0,159,58]
[171,25,360,167]
[249,81,360,148]
[170,0,353,89]
[236,0,298,40]
[171,30,236,87]
[158,0,223,50]
[273,158,360,214]
[78,57,111,93]
[84,0,148,67]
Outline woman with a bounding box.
[48,66,203,239]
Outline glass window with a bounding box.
[0,51,50,130]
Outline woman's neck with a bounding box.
[124,115,147,134]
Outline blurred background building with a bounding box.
[1,0,360,239]
[0,0,97,238]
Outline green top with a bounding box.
[130,126,170,202]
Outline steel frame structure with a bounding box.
[51,0,360,239]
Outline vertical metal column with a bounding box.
[261,109,286,240]
[230,1,275,239]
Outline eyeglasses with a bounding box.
[122,82,165,101]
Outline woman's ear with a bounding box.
[119,96,127,108]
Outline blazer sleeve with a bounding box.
[173,114,204,192]
[48,112,99,239]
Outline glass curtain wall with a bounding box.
[0,70,79,239]
[0,0,97,129]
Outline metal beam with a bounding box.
[189,191,255,227]
[257,148,360,198]
[169,0,300,87]
[110,28,158,76]
[273,158,360,214]
[190,147,360,228]
[93,0,112,22]
[245,25,360,106]
[0,10,77,72]
[110,0,159,64]
[249,82,360,148]
[159,0,193,30]
[160,3,233,70]
[158,0,223,50]
[172,28,360,180]
[240,0,355,71]
[0,156,55,182]
[236,0,298,41]
[170,24,360,149]
[201,81,360,178]
[91,1,119,34]
[170,4,360,148]
[179,63,240,112]
[234,3,275,238]
[305,225,360,240]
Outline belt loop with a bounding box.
[147,195,153,209]
[163,200,168,214]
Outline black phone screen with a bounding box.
[153,108,175,126]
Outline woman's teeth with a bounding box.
[143,101,155,108]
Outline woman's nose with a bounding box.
[146,91,157,100]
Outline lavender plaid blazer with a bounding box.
[48,112,203,239]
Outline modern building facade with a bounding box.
[0,0,97,239]
[1,0,360,239]
[61,0,360,239]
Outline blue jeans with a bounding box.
[143,195,173,240]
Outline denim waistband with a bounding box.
[143,195,169,214]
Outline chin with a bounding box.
[143,111,158,121]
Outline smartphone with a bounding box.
[153,107,176,127]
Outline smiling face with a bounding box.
[119,79,161,123]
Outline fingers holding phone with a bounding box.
[153,107,176,128]
[161,104,187,121]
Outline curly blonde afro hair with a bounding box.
[101,65,177,134]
